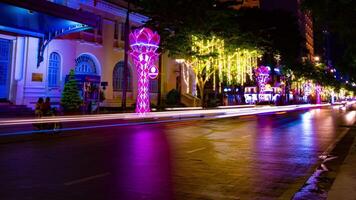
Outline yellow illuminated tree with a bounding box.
[183,35,261,106]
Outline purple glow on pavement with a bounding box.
[129,28,160,114]
[120,129,172,198]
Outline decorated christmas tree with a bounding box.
[61,69,82,112]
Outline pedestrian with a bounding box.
[87,100,92,114]
[35,97,44,118]
[42,97,52,116]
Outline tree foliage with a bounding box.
[137,0,302,67]
[135,0,312,103]
[61,70,82,112]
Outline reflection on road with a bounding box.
[0,107,354,199]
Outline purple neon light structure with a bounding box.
[129,28,160,114]
[255,66,270,93]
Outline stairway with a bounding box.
[181,93,201,107]
[0,102,34,118]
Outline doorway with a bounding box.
[0,38,12,100]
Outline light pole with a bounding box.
[121,0,130,110]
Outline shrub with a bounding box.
[165,89,180,106]
[61,69,82,112]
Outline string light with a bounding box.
[189,36,261,86]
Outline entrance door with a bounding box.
[0,39,12,99]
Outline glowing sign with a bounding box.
[129,28,160,114]
[148,65,159,79]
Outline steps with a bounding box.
[0,102,34,118]
[181,94,201,107]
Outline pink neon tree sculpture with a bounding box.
[129,28,160,114]
[255,66,270,93]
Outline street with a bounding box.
[0,107,355,200]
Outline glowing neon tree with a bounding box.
[254,66,270,93]
[315,85,322,104]
[129,28,160,113]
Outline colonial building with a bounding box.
[0,0,181,110]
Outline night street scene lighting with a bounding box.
[0,0,355,199]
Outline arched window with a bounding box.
[48,52,61,87]
[75,54,97,75]
[113,61,132,91]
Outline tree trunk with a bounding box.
[197,80,205,107]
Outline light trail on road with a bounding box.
[0,104,331,127]
[0,104,353,200]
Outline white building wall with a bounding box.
[5,0,181,109]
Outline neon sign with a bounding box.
[129,28,160,114]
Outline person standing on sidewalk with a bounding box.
[35,97,44,118]
[42,97,52,116]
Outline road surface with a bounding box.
[0,107,355,199]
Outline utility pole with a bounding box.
[121,0,130,110]
[157,55,162,108]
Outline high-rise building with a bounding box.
[259,0,314,61]
[234,0,314,61]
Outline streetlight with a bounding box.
[314,56,320,62]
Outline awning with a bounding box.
[0,0,101,66]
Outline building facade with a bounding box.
[0,0,181,109]
[259,0,314,60]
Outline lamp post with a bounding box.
[121,0,130,110]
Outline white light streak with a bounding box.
[0,104,332,127]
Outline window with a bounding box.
[149,79,158,93]
[120,23,125,41]
[113,61,132,91]
[75,54,97,75]
[48,52,61,87]
[114,21,119,39]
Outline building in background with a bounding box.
[259,0,314,61]
[0,0,180,110]
[235,0,314,61]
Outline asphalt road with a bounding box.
[0,107,355,200]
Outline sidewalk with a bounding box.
[328,125,356,200]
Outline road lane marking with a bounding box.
[64,172,110,186]
[187,147,206,154]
